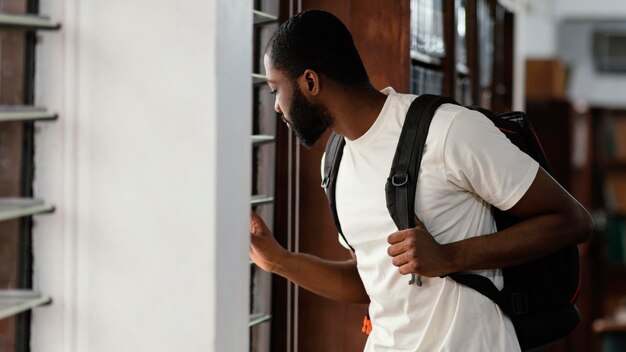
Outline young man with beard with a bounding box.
[249,10,593,351]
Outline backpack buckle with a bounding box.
[321,176,330,189]
[511,292,529,315]
[391,174,409,187]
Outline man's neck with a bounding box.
[329,87,388,141]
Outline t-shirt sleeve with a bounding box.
[337,233,352,250]
[442,108,539,211]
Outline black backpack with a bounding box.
[321,94,581,351]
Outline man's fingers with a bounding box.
[398,263,418,276]
[250,212,259,233]
[250,211,266,235]
[387,243,405,257]
[387,229,410,245]
[387,232,401,245]
[389,252,421,275]
[390,251,412,267]
[388,228,422,255]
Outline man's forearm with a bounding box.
[444,203,592,274]
[272,252,369,304]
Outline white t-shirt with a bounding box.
[332,87,538,351]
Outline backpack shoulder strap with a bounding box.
[322,132,354,252]
[390,96,510,304]
[385,94,458,231]
[447,272,511,315]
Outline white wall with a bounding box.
[515,0,626,108]
[555,0,626,19]
[555,1,626,108]
[517,0,626,57]
[558,20,626,108]
[31,0,251,351]
[518,0,558,57]
[513,0,557,109]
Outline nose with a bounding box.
[274,100,282,114]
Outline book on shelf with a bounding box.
[606,216,626,265]
[455,76,472,105]
[478,0,493,88]
[603,113,626,162]
[410,0,446,60]
[604,172,626,213]
[410,65,444,96]
[456,0,468,68]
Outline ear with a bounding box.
[298,69,321,97]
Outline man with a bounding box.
[250,10,592,351]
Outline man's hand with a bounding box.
[250,211,288,273]
[250,211,369,303]
[387,216,454,278]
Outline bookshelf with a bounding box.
[410,0,446,96]
[409,0,513,111]
[587,106,626,352]
[593,106,626,295]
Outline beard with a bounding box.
[286,85,333,148]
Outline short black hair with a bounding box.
[266,10,370,87]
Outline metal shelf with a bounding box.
[410,50,443,67]
[456,63,469,75]
[253,10,277,26]
[0,106,57,122]
[251,195,274,206]
[0,198,55,222]
[252,73,267,85]
[0,13,60,30]
[0,290,52,320]
[249,313,272,327]
[252,135,275,146]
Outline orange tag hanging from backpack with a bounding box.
[361,315,372,335]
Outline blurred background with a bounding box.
[0,0,626,351]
